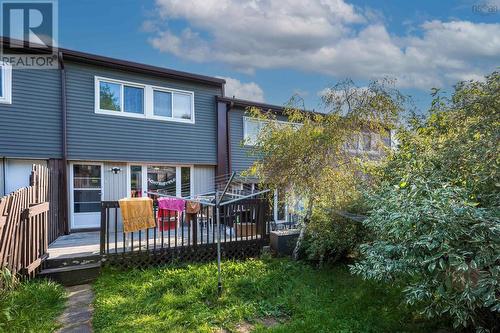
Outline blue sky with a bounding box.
[59,0,500,113]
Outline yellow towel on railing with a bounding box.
[119,197,156,233]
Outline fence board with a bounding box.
[0,165,53,278]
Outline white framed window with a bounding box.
[243,116,300,146]
[152,86,194,122]
[0,62,12,104]
[95,76,195,123]
[96,77,145,116]
[243,117,262,146]
[346,132,382,154]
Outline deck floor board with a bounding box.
[47,225,261,259]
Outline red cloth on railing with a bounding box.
[157,208,178,231]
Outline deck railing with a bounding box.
[100,198,270,267]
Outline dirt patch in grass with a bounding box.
[218,317,282,333]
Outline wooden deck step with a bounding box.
[39,262,101,286]
[43,254,101,269]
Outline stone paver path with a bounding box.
[56,284,94,333]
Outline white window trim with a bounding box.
[243,116,300,146]
[346,132,383,155]
[151,85,195,123]
[126,163,194,198]
[94,76,145,117]
[273,189,289,223]
[94,76,195,124]
[0,62,12,104]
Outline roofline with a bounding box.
[61,49,226,87]
[217,96,314,115]
[217,96,287,113]
[1,37,226,87]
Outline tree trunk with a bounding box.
[292,199,314,260]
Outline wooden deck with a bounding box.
[47,199,270,267]
[47,225,262,259]
[47,232,101,259]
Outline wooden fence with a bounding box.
[47,159,67,243]
[0,165,50,277]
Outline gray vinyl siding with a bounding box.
[4,159,47,195]
[103,162,127,231]
[65,62,221,164]
[193,166,215,195]
[228,107,288,175]
[103,162,127,201]
[229,108,254,175]
[0,69,62,158]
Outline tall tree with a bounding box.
[247,78,407,258]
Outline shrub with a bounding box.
[302,208,366,265]
[352,72,500,332]
[351,181,499,331]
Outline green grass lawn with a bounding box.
[93,257,442,333]
[0,279,66,333]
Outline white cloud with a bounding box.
[219,76,265,102]
[148,0,500,90]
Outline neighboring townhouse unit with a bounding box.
[215,97,395,226]
[215,98,299,225]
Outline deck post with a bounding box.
[216,204,222,295]
[100,204,106,255]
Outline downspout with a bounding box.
[58,51,69,234]
[220,83,230,175]
[227,102,233,174]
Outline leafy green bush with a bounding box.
[351,181,499,331]
[352,72,500,332]
[302,209,366,265]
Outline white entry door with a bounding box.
[70,163,103,229]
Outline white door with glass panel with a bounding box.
[71,164,103,229]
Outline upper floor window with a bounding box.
[346,132,383,154]
[243,117,262,146]
[95,76,194,123]
[99,80,144,114]
[243,116,300,146]
[153,88,193,120]
[0,63,12,104]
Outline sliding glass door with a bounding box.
[128,164,192,198]
[147,165,176,197]
[130,165,143,197]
